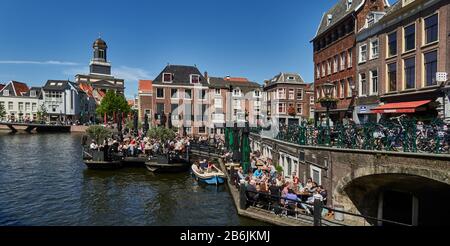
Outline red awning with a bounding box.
[371,100,431,114]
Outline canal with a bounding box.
[0,133,265,226]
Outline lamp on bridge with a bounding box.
[320,82,335,128]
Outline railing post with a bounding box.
[239,183,247,210]
[313,198,323,226]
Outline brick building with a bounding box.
[138,80,152,121]
[263,73,313,125]
[151,65,210,136]
[364,0,450,122]
[312,0,389,125]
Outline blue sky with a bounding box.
[0,0,336,99]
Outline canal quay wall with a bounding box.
[250,133,450,226]
[0,124,88,133]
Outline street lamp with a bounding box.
[321,82,335,128]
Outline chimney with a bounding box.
[226,76,231,80]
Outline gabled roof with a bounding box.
[314,0,364,39]
[0,81,29,96]
[264,72,306,88]
[43,80,71,91]
[209,77,261,92]
[138,80,153,93]
[153,65,208,86]
[22,87,43,99]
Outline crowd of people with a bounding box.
[229,151,329,217]
[85,129,192,162]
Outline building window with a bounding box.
[3,90,9,96]
[339,80,345,99]
[32,103,37,112]
[288,76,295,80]
[163,73,173,83]
[424,14,438,44]
[310,95,315,104]
[367,13,375,27]
[359,73,367,96]
[370,70,378,95]
[347,78,353,98]
[171,89,178,99]
[404,23,416,52]
[190,74,200,84]
[215,89,221,95]
[156,88,164,98]
[254,90,261,97]
[18,102,24,111]
[322,63,326,77]
[184,89,192,99]
[288,89,295,100]
[30,90,36,97]
[327,59,332,75]
[340,53,346,71]
[388,63,397,92]
[214,98,222,108]
[359,44,367,63]
[277,88,286,99]
[424,50,437,86]
[199,127,206,134]
[348,48,353,68]
[278,103,286,114]
[370,39,379,59]
[404,57,416,89]
[333,55,338,73]
[233,89,241,97]
[296,104,302,114]
[316,64,321,79]
[297,89,303,100]
[310,165,322,185]
[24,103,30,112]
[388,32,397,57]
[200,90,207,100]
[346,0,352,10]
[8,102,13,110]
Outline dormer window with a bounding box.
[57,82,63,86]
[233,89,241,97]
[254,90,261,98]
[163,73,173,83]
[367,13,375,27]
[50,82,56,86]
[3,89,9,96]
[190,74,200,84]
[30,90,36,97]
[347,0,353,10]
[327,14,333,26]
[288,76,295,81]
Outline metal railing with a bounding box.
[255,118,450,154]
[241,189,412,227]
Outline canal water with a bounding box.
[0,132,264,226]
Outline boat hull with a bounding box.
[84,160,122,170]
[191,164,226,185]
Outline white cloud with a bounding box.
[113,66,153,82]
[0,60,80,66]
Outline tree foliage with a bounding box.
[96,90,131,117]
[36,104,47,122]
[147,127,176,143]
[86,125,112,143]
[0,103,6,120]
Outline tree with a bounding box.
[96,90,131,118]
[36,104,47,123]
[0,103,6,121]
[147,127,176,143]
[86,125,112,143]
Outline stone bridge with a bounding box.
[249,133,450,226]
[0,122,71,133]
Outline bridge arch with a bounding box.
[333,165,450,226]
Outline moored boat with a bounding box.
[145,154,190,173]
[84,160,122,170]
[191,164,226,185]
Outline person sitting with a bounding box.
[199,159,208,170]
[285,189,299,213]
[246,180,259,205]
[90,140,98,150]
[253,167,263,179]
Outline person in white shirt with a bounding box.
[90,141,98,150]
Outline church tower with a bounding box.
[89,38,111,75]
